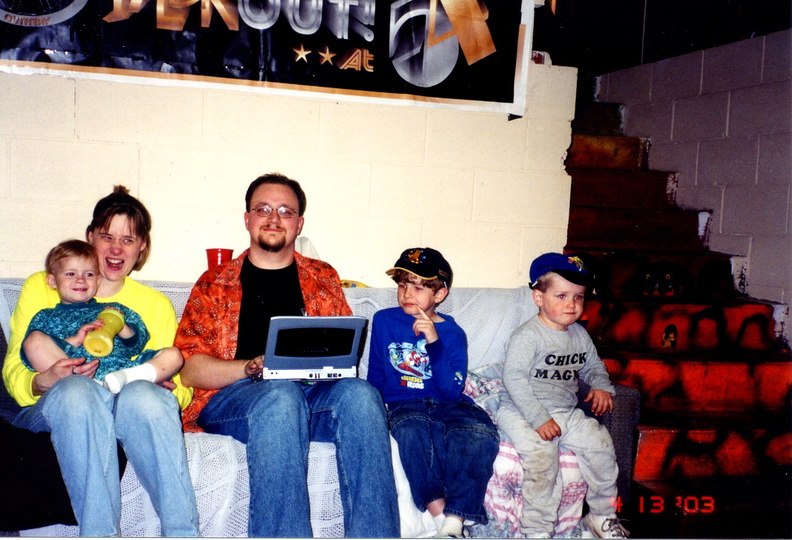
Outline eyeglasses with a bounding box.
[95,233,140,247]
[249,204,298,219]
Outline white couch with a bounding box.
[0,279,640,537]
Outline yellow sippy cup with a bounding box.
[84,308,125,357]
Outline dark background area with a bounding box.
[532,0,792,110]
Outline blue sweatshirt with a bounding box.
[367,307,470,405]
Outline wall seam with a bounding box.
[760,35,768,84]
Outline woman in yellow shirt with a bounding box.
[2,186,198,536]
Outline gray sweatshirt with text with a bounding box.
[501,316,615,429]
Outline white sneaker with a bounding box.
[582,514,629,539]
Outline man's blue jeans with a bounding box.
[197,377,400,537]
[388,397,500,524]
[13,377,199,537]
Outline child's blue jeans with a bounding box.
[388,397,500,524]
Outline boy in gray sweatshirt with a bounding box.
[496,253,628,539]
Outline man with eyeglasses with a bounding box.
[175,173,400,538]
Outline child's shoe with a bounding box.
[582,514,629,538]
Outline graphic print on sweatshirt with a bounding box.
[532,350,589,382]
[388,339,431,389]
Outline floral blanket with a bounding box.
[463,364,588,538]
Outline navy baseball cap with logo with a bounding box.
[386,247,453,289]
[529,253,591,289]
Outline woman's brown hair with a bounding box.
[85,185,152,271]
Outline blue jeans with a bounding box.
[197,377,400,537]
[13,377,198,537]
[388,398,500,524]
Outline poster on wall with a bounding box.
[0,0,534,115]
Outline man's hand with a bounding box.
[413,305,439,344]
[584,388,614,416]
[536,418,562,441]
[245,355,264,380]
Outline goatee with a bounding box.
[258,237,286,253]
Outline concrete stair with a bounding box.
[576,248,742,302]
[566,134,649,170]
[564,104,791,538]
[568,206,710,251]
[601,351,791,487]
[586,299,784,351]
[569,168,678,209]
[601,351,792,414]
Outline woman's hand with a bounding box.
[32,358,99,395]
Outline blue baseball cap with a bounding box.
[529,253,590,289]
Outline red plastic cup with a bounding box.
[206,248,233,269]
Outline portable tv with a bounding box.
[260,316,367,381]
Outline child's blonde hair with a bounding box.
[532,271,588,294]
[45,240,100,275]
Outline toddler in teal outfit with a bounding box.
[22,239,183,393]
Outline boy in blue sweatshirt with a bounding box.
[368,247,499,538]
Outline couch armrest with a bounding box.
[578,382,641,503]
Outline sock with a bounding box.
[439,516,463,537]
[433,514,445,532]
[103,363,157,394]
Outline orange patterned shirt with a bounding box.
[175,250,352,431]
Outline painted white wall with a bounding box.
[0,61,577,289]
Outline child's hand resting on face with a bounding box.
[413,305,439,344]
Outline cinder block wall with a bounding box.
[0,62,577,289]
[596,30,791,335]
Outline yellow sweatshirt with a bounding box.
[3,271,192,410]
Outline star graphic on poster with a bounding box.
[293,43,311,62]
[318,46,336,65]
